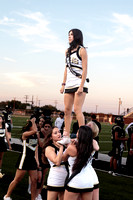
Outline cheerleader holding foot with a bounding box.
[62,126,99,200]
[42,127,68,200]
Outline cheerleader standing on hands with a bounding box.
[60,29,88,145]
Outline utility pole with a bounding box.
[24,95,29,103]
[13,97,16,112]
[96,105,98,113]
[118,98,122,115]
[55,100,57,108]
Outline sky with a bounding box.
[0,0,133,115]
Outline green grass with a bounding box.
[11,116,128,157]
[0,151,132,200]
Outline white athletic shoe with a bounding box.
[57,136,71,145]
[112,172,117,176]
[3,195,12,200]
[37,194,43,200]
[0,172,5,178]
[27,185,31,194]
[35,194,42,200]
[108,171,113,174]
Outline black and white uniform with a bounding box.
[16,134,38,170]
[47,144,68,191]
[2,110,12,132]
[65,155,99,193]
[0,128,7,152]
[65,46,88,93]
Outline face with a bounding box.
[68,31,74,44]
[39,118,45,127]
[44,123,52,134]
[52,127,61,142]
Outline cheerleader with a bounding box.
[4,118,39,200]
[42,127,68,200]
[62,126,99,200]
[0,115,11,178]
[59,29,88,145]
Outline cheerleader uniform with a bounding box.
[0,128,7,152]
[65,46,88,93]
[65,155,99,193]
[16,134,38,170]
[47,144,68,191]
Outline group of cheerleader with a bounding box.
[2,115,99,200]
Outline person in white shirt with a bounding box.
[55,112,64,135]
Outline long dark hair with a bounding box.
[41,126,55,164]
[68,29,84,51]
[72,126,93,172]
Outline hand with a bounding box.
[9,145,12,150]
[60,86,65,94]
[76,87,83,95]
[55,142,63,148]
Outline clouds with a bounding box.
[3,72,48,87]
[0,11,65,53]
[87,12,133,58]
[0,57,16,62]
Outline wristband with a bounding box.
[62,83,66,86]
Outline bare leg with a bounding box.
[81,191,93,200]
[64,190,80,200]
[64,93,74,136]
[28,170,38,200]
[74,92,86,127]
[58,191,64,200]
[0,152,4,169]
[92,188,99,200]
[47,191,58,200]
[37,168,48,196]
[5,169,26,197]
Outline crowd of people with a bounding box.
[1,109,100,200]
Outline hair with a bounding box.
[72,126,93,172]
[67,28,84,58]
[41,126,56,164]
[87,121,99,138]
[44,120,52,128]
[22,120,32,132]
[0,115,6,129]
[69,29,83,49]
[91,114,96,120]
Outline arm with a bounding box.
[22,118,37,140]
[60,67,67,94]
[45,144,64,166]
[62,144,77,161]
[76,47,88,94]
[5,128,12,150]
[60,50,68,94]
[93,139,99,151]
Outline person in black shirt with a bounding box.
[108,116,128,176]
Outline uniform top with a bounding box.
[111,125,125,146]
[47,143,66,167]
[2,110,12,123]
[0,128,5,137]
[65,46,88,89]
[22,133,38,152]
